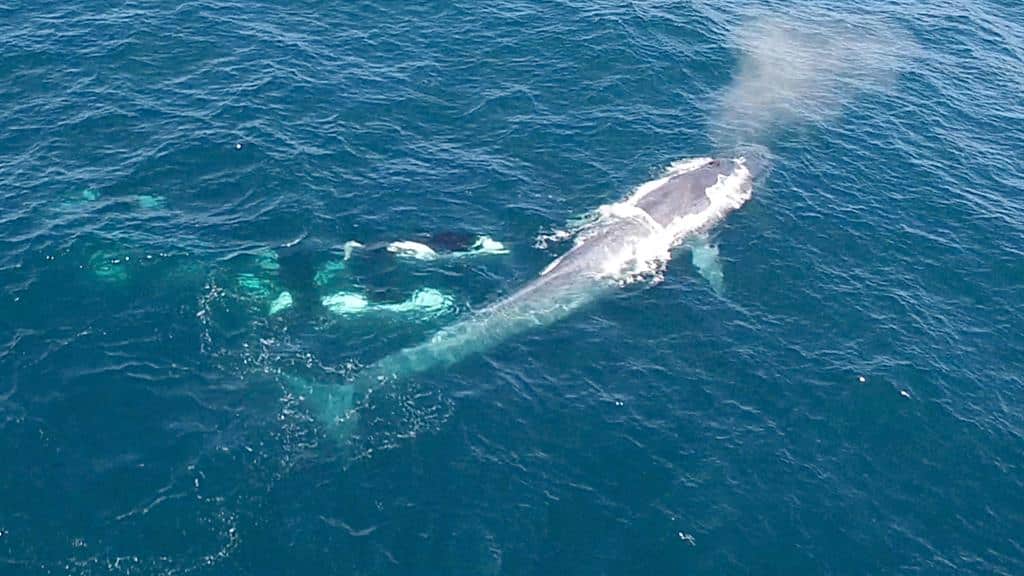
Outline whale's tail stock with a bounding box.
[281,373,361,440]
[278,311,504,440]
[280,330,483,441]
[284,276,599,439]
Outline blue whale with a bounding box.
[291,156,759,434]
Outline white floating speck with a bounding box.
[235,143,242,150]
[678,532,696,545]
[900,390,911,399]
[858,376,866,383]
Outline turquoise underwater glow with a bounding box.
[1,1,1023,574]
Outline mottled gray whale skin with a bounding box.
[358,159,748,383]
[293,157,756,432]
[635,158,737,227]
[354,214,648,386]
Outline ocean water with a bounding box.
[2,0,1023,574]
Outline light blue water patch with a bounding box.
[254,248,279,271]
[135,194,165,210]
[87,249,131,283]
[236,272,275,300]
[313,259,347,287]
[268,291,293,315]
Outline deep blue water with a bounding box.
[2,1,1023,574]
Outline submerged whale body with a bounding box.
[293,156,759,434]
[265,230,500,316]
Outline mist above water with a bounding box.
[711,14,916,147]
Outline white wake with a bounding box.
[560,157,754,284]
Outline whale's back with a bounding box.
[633,159,738,227]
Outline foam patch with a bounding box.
[387,241,438,260]
[378,288,453,315]
[322,291,370,315]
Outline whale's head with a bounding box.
[632,157,753,229]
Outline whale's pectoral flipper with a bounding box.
[282,374,359,438]
[687,235,725,295]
